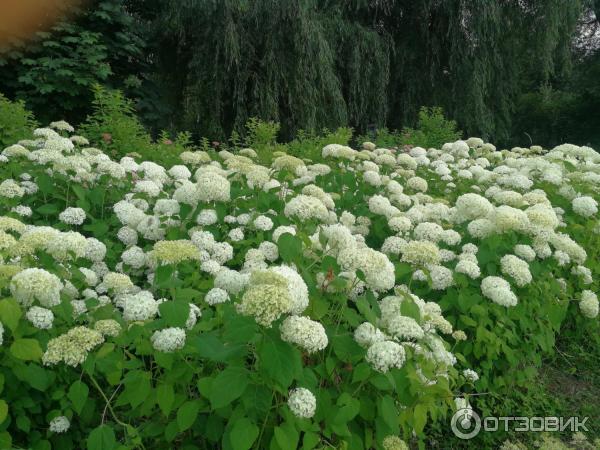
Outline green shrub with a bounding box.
[355,107,461,150]
[400,106,462,149]
[243,118,281,163]
[0,0,144,124]
[0,94,37,148]
[80,85,153,160]
[355,127,402,149]
[151,130,197,167]
[288,127,354,161]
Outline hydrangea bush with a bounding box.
[0,125,598,449]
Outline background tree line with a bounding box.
[0,0,598,149]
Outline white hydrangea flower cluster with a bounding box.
[287,387,317,418]
[10,268,63,307]
[58,207,86,225]
[481,276,518,307]
[366,340,406,373]
[151,327,186,352]
[580,290,599,319]
[280,315,328,353]
[49,416,70,433]
[500,255,532,287]
[26,306,54,329]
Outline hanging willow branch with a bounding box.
[133,0,582,143]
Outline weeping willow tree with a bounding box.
[130,0,583,143]
[382,0,583,142]
[136,0,392,139]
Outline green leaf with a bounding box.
[174,288,201,302]
[0,298,22,332]
[277,233,302,263]
[413,404,428,434]
[259,336,301,389]
[302,432,320,450]
[209,367,250,409]
[379,395,398,430]
[321,255,340,274]
[0,432,10,449]
[331,333,362,363]
[459,315,477,327]
[83,221,109,237]
[155,265,175,287]
[68,381,89,414]
[400,298,421,321]
[157,384,175,417]
[355,297,377,325]
[159,301,189,328]
[16,415,30,432]
[10,339,42,361]
[191,333,246,362]
[177,400,200,431]
[230,418,259,450]
[222,313,258,343]
[87,425,117,450]
[273,422,299,450]
[72,184,87,201]
[0,400,8,424]
[36,173,54,194]
[120,371,151,408]
[352,363,371,384]
[14,364,52,391]
[36,203,60,215]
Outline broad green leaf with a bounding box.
[259,336,301,389]
[379,395,398,430]
[16,415,30,432]
[87,425,117,450]
[209,367,250,409]
[351,363,371,384]
[72,184,87,201]
[302,431,320,450]
[0,431,11,449]
[334,394,361,424]
[331,333,362,363]
[177,400,200,431]
[277,233,302,263]
[10,339,42,361]
[159,301,189,328]
[36,173,54,194]
[400,298,421,321]
[321,255,340,274]
[230,418,259,450]
[0,400,7,424]
[156,384,175,417]
[155,265,175,286]
[68,380,89,414]
[174,288,201,302]
[0,298,21,332]
[120,371,151,408]
[273,422,299,450]
[83,221,109,236]
[413,404,428,434]
[36,203,60,215]
[192,333,246,362]
[14,364,52,391]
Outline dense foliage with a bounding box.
[0,0,144,125]
[0,115,598,448]
[131,0,585,142]
[1,1,598,148]
[0,94,36,148]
